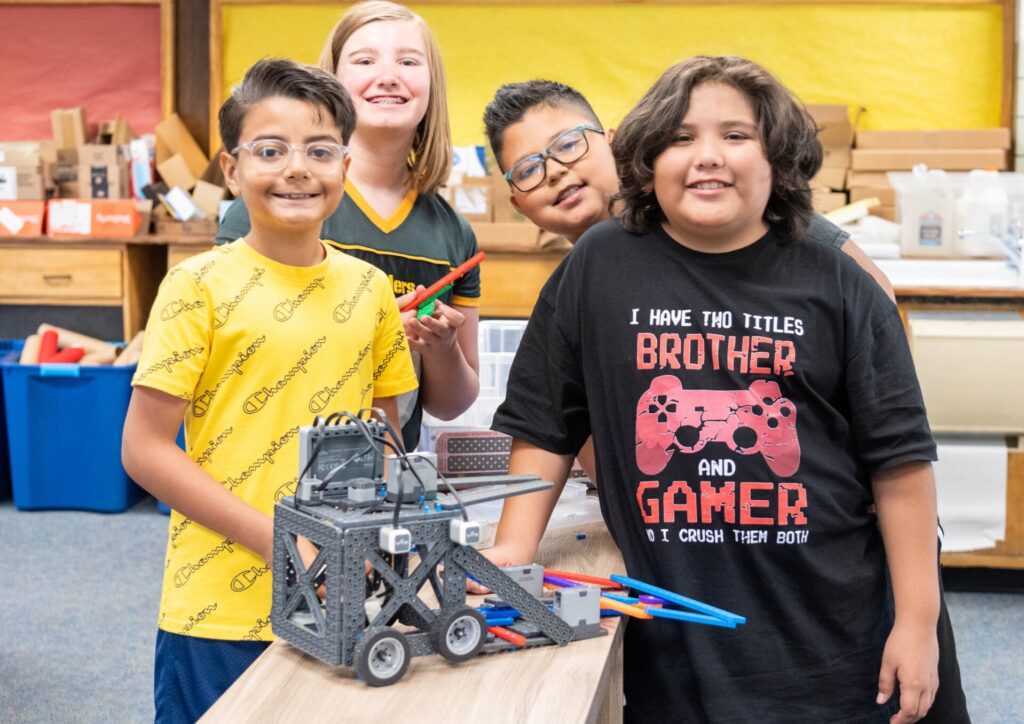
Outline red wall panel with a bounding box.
[0,4,163,141]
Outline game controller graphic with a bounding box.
[635,375,800,476]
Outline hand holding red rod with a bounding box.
[400,251,485,314]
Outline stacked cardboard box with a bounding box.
[0,141,51,236]
[149,114,226,234]
[850,129,1011,221]
[78,144,129,200]
[807,105,854,213]
[0,141,48,201]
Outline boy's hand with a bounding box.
[876,620,939,723]
[397,286,464,354]
[465,543,532,595]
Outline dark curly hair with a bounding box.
[613,56,822,240]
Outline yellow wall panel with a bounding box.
[219,3,1003,146]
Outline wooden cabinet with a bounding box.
[0,247,122,302]
[167,240,213,268]
[0,237,164,340]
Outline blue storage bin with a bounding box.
[0,352,145,512]
[0,339,26,500]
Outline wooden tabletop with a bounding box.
[202,522,626,724]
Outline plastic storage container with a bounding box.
[890,166,955,257]
[0,339,26,500]
[421,319,528,430]
[0,353,145,511]
[956,170,1009,257]
[889,170,1024,260]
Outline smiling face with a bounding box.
[498,104,619,243]
[651,82,772,253]
[221,96,347,246]
[335,19,430,140]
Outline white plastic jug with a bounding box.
[898,165,954,257]
[956,170,1009,257]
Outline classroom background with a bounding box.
[1,1,1023,721]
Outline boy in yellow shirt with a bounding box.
[122,58,417,722]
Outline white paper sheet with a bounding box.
[933,434,1008,552]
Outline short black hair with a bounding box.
[219,58,356,153]
[614,56,822,241]
[483,80,602,171]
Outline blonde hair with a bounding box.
[319,1,452,195]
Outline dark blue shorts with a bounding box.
[154,629,270,723]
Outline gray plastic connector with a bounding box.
[296,477,323,506]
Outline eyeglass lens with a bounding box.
[511,128,590,191]
[245,140,345,172]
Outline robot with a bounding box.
[271,411,605,686]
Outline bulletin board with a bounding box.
[210,1,1011,150]
[0,0,174,141]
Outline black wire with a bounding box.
[320,443,374,486]
[360,407,407,456]
[369,434,408,528]
[309,412,389,494]
[298,411,346,483]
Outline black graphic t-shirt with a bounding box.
[493,219,936,722]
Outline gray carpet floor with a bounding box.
[1,499,1021,723]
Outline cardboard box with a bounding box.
[156,154,198,192]
[155,114,209,179]
[909,316,1024,432]
[812,190,848,213]
[58,180,80,198]
[54,148,79,183]
[134,199,154,235]
[77,164,128,199]
[0,165,44,201]
[50,107,87,149]
[807,104,854,169]
[191,180,226,218]
[490,175,529,224]
[0,201,46,236]
[847,170,890,188]
[0,142,43,167]
[152,205,217,237]
[0,143,47,201]
[813,167,848,191]
[448,177,492,223]
[78,144,122,167]
[470,221,542,252]
[856,128,1011,150]
[850,185,895,205]
[851,149,1008,171]
[98,116,136,145]
[806,104,849,125]
[46,199,140,237]
[868,204,896,222]
[821,146,852,169]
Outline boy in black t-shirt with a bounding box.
[491,57,967,722]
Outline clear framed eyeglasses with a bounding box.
[231,140,348,174]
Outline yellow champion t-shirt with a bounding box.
[132,240,418,641]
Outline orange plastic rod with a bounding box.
[544,569,623,589]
